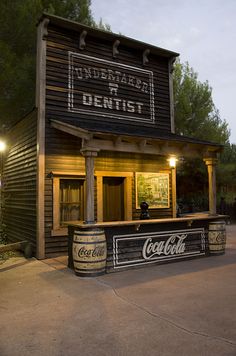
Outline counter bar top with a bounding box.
[67,213,227,229]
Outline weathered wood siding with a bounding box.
[45,23,172,132]
[45,128,84,257]
[43,21,174,256]
[105,220,210,272]
[3,110,37,250]
[95,151,172,219]
[44,144,173,258]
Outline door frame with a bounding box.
[95,171,133,222]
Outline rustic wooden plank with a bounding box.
[3,110,37,252]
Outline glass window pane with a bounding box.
[60,179,84,225]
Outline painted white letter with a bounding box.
[82,93,92,106]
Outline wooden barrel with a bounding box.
[72,228,107,277]
[208,221,226,255]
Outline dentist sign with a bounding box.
[68,52,155,124]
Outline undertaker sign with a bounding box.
[68,52,155,123]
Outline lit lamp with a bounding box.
[0,139,6,187]
[168,156,177,168]
[0,140,6,152]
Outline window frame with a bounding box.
[51,174,85,236]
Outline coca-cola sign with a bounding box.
[142,234,187,259]
[113,228,206,269]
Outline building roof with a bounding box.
[50,117,222,147]
[39,13,179,59]
[50,118,223,158]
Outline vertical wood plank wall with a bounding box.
[45,140,172,256]
[45,24,171,132]
[96,151,172,220]
[43,22,174,256]
[45,128,84,256]
[3,110,37,250]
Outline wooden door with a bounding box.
[103,177,125,221]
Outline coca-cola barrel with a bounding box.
[72,228,107,277]
[208,221,226,255]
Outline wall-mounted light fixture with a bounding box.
[168,156,177,168]
[0,140,6,152]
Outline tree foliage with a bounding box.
[0,0,109,130]
[0,2,231,148]
[173,60,232,209]
[173,60,230,144]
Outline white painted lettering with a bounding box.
[115,71,121,82]
[121,73,127,84]
[103,97,113,109]
[113,98,121,110]
[107,69,115,81]
[127,101,135,113]
[128,75,135,86]
[135,78,142,89]
[81,92,145,115]
[84,68,92,79]
[100,69,107,79]
[122,100,127,111]
[73,66,150,94]
[142,234,187,260]
[136,102,143,114]
[82,93,93,106]
[93,68,100,79]
[141,82,149,93]
[74,67,83,79]
[94,95,103,108]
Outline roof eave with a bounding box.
[38,12,179,59]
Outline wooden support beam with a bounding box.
[79,30,87,50]
[80,148,100,224]
[113,39,120,58]
[204,158,218,215]
[83,138,162,155]
[36,18,49,260]
[171,167,177,218]
[143,48,150,65]
[51,119,92,141]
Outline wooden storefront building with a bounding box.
[2,14,225,274]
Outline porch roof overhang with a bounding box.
[50,118,223,159]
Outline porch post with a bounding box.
[81,148,99,224]
[171,167,177,218]
[204,158,218,215]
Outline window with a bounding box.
[60,179,84,225]
[52,177,85,235]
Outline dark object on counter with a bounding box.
[140,201,150,220]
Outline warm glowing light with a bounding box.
[0,140,6,152]
[168,156,177,168]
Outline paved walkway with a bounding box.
[0,225,236,356]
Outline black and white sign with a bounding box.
[68,52,155,123]
[113,228,206,269]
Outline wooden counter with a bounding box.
[68,214,227,274]
[67,213,227,229]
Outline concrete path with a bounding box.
[0,225,236,356]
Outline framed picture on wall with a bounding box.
[136,172,170,209]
